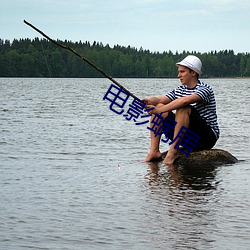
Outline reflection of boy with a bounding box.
[143,55,219,164]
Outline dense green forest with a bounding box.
[0,38,250,78]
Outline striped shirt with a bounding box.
[166,80,220,139]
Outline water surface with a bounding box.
[1,78,250,249]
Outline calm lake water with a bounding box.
[1,78,250,250]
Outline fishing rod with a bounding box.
[23,20,139,99]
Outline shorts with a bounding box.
[166,106,217,151]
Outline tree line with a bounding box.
[0,38,250,78]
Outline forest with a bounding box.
[0,38,250,78]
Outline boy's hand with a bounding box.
[141,98,149,105]
[146,105,161,115]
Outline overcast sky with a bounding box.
[1,0,249,53]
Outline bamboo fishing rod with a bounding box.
[23,20,139,99]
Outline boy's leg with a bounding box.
[188,107,217,150]
[144,104,169,162]
[163,106,191,164]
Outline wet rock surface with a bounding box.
[161,149,238,166]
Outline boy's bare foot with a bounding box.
[144,151,162,162]
[163,151,179,165]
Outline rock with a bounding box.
[161,149,238,166]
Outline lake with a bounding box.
[1,78,250,249]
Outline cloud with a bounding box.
[198,0,250,10]
[79,3,89,10]
[1,0,250,53]
[134,0,168,5]
[206,0,237,4]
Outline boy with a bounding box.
[143,55,219,164]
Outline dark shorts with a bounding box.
[166,106,217,151]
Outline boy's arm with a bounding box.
[142,95,171,106]
[147,94,201,114]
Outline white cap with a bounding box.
[176,55,202,75]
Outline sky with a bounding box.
[1,0,250,53]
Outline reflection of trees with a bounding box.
[143,162,221,249]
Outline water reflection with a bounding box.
[147,162,219,191]
[144,162,221,249]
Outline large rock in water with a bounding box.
[161,149,238,166]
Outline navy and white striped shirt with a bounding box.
[166,80,220,139]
